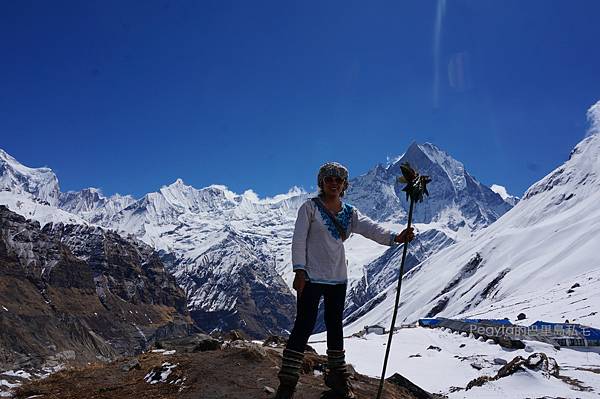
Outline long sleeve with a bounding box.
[351,207,398,246]
[291,201,311,271]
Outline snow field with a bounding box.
[311,327,600,398]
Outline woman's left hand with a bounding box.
[395,227,415,243]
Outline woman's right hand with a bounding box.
[293,271,306,297]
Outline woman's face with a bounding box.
[322,176,346,198]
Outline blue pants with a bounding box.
[286,282,347,352]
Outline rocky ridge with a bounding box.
[0,205,194,372]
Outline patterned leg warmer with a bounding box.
[327,349,347,373]
[275,348,304,399]
[325,349,355,398]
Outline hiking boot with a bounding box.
[323,349,355,398]
[320,389,356,399]
[324,369,356,399]
[274,380,296,399]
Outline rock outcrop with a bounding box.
[0,205,194,371]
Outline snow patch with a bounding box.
[1,370,31,379]
[0,380,20,389]
[490,184,511,200]
[144,362,178,384]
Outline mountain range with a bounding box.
[2,101,599,399]
[0,142,515,337]
[342,128,600,334]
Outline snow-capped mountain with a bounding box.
[340,142,514,328]
[0,149,60,206]
[0,150,90,226]
[59,188,135,224]
[100,181,307,337]
[347,142,512,234]
[104,179,305,264]
[0,191,88,227]
[168,229,297,337]
[0,142,514,337]
[491,184,519,206]
[344,113,600,334]
[86,144,512,336]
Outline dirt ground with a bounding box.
[13,344,426,399]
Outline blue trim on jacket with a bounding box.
[306,277,348,285]
[315,202,354,240]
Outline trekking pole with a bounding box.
[376,163,430,399]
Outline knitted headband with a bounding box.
[317,162,349,187]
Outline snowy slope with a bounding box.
[343,111,600,335]
[312,328,600,398]
[0,191,88,227]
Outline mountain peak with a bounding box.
[0,148,11,160]
[392,142,459,172]
[391,142,467,189]
[406,140,420,152]
[402,141,428,161]
[0,149,53,174]
[167,178,187,188]
[524,131,600,202]
[586,99,600,137]
[490,184,511,199]
[491,184,520,206]
[82,187,103,195]
[346,141,514,229]
[161,178,196,196]
[0,148,60,206]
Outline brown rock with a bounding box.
[0,206,193,371]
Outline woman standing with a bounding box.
[275,162,415,399]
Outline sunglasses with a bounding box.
[323,176,346,184]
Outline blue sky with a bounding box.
[1,1,599,199]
